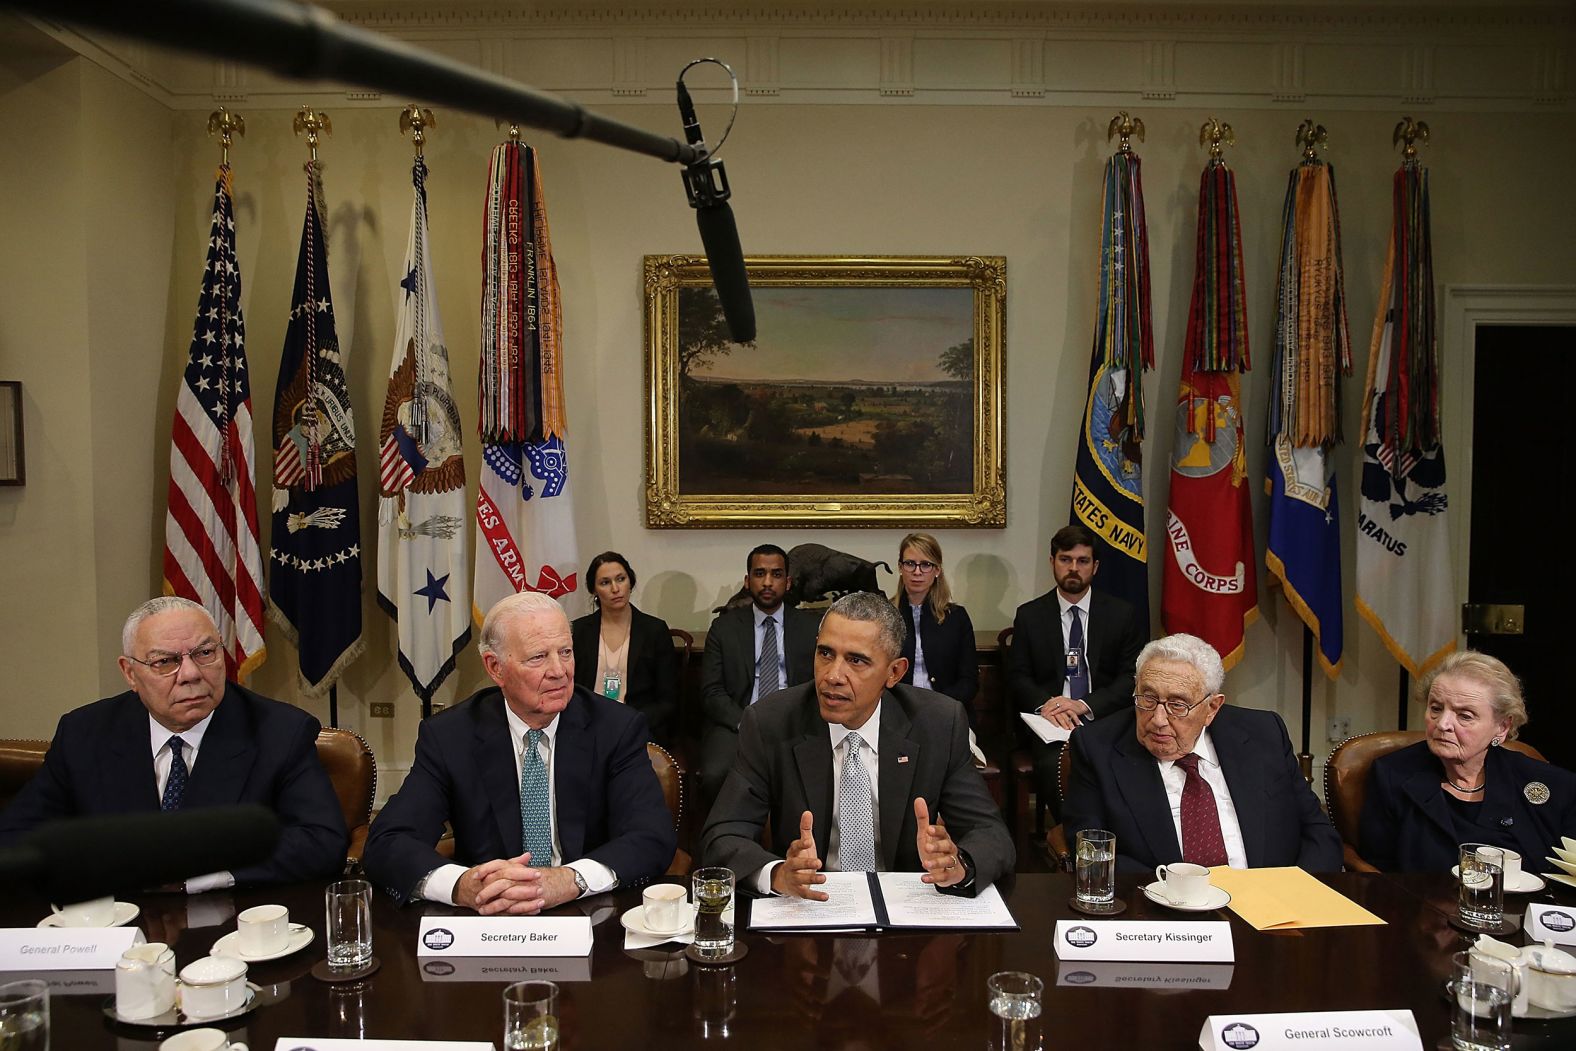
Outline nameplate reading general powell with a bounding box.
[1525,903,1576,947]
[273,1039,493,1050]
[1053,920,1233,962]
[0,927,141,971]
[416,916,592,958]
[1198,1010,1421,1051]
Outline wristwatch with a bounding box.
[571,869,589,899]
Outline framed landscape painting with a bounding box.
[643,255,1005,527]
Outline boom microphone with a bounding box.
[0,805,281,903]
[677,69,756,344]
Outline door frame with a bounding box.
[1443,285,1576,620]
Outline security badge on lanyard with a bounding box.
[1065,648,1083,679]
[602,669,622,701]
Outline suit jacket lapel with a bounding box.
[107,693,161,810]
[1039,595,1067,690]
[1402,759,1461,843]
[553,699,591,861]
[1210,713,1267,864]
[477,694,524,857]
[1113,732,1180,862]
[183,686,254,806]
[729,608,755,700]
[791,700,833,860]
[1083,593,1103,674]
[877,694,917,871]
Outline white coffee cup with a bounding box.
[1499,849,1524,887]
[236,904,290,957]
[1525,943,1576,1012]
[51,896,116,927]
[178,956,248,1020]
[158,1029,248,1051]
[643,884,688,932]
[116,942,177,1020]
[1154,862,1213,906]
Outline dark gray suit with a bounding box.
[701,683,1014,896]
[699,604,818,800]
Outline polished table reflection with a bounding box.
[11,872,1576,1048]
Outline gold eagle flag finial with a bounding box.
[1200,117,1235,161]
[400,104,436,157]
[1108,111,1145,154]
[1393,115,1430,163]
[293,106,332,166]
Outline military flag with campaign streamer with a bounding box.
[473,140,579,622]
[1355,127,1455,677]
[1070,116,1153,633]
[377,153,470,706]
[163,163,268,680]
[268,159,364,695]
[1264,126,1353,678]
[1161,126,1257,670]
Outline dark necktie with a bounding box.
[161,736,188,811]
[1066,606,1090,700]
[755,615,779,702]
[1174,752,1229,867]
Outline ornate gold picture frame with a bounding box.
[644,255,1005,528]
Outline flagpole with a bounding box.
[328,684,338,729]
[1299,626,1314,781]
[1396,669,1409,730]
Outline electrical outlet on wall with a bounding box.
[1326,715,1351,742]
[369,702,395,718]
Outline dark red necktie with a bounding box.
[1174,752,1228,867]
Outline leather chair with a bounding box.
[1323,730,1548,872]
[1043,736,1075,871]
[314,727,376,872]
[0,739,49,813]
[647,741,691,876]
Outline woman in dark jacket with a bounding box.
[1359,650,1576,875]
[570,552,679,747]
[892,532,978,724]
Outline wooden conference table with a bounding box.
[11,872,1575,1049]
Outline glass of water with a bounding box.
[692,867,736,960]
[503,980,559,1051]
[0,980,48,1051]
[324,878,374,971]
[1451,951,1511,1051]
[1458,845,1505,931]
[1074,828,1117,910]
[987,970,1043,1051]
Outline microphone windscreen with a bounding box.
[21,805,281,902]
[695,203,756,344]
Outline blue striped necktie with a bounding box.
[519,729,552,867]
[162,736,188,811]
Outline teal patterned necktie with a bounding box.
[519,729,552,867]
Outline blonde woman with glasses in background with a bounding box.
[893,533,979,725]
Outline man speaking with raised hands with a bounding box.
[701,592,1013,898]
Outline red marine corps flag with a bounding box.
[1162,121,1257,670]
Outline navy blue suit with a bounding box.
[898,602,978,724]
[1065,705,1343,874]
[0,685,347,885]
[1359,741,1576,874]
[363,685,676,903]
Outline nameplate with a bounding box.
[1056,960,1235,990]
[1199,1010,1421,1051]
[0,969,115,995]
[0,927,141,971]
[417,916,592,957]
[418,955,592,983]
[1053,920,1233,962]
[1524,903,1576,946]
[274,1040,493,1050]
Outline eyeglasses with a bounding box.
[1133,693,1212,719]
[127,643,223,677]
[899,560,938,573]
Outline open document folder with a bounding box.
[1206,866,1386,930]
[1018,712,1072,744]
[748,871,1018,932]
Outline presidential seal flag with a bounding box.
[268,160,364,695]
[1355,138,1455,676]
[1264,128,1353,678]
[1070,119,1153,632]
[377,154,470,707]
[1161,133,1257,670]
[473,140,579,622]
[163,163,267,680]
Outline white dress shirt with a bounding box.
[1156,728,1249,869]
[908,604,931,689]
[1055,591,1095,720]
[755,702,884,894]
[149,713,233,894]
[419,705,618,905]
[752,604,788,702]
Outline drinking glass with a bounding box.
[1458,845,1505,931]
[692,867,735,959]
[1074,829,1116,909]
[503,980,559,1051]
[324,879,373,971]
[987,970,1043,1051]
[1452,950,1511,1051]
[0,979,48,1051]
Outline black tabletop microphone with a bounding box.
[676,77,755,344]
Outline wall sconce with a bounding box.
[0,382,24,486]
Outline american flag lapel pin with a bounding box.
[897,754,910,765]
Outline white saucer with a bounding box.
[1451,865,1547,894]
[1142,882,1232,912]
[620,904,695,940]
[210,923,314,962]
[38,901,140,928]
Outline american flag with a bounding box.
[162,166,268,679]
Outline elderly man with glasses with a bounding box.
[0,596,348,889]
[1064,633,1342,874]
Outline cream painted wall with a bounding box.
[2,11,1573,793]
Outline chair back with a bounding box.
[315,728,376,869]
[647,742,683,832]
[0,739,49,813]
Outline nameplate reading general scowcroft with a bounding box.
[417,916,592,957]
[273,1040,493,1050]
[1053,919,1233,962]
[1525,902,1576,947]
[1199,1010,1421,1051]
[0,927,142,971]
